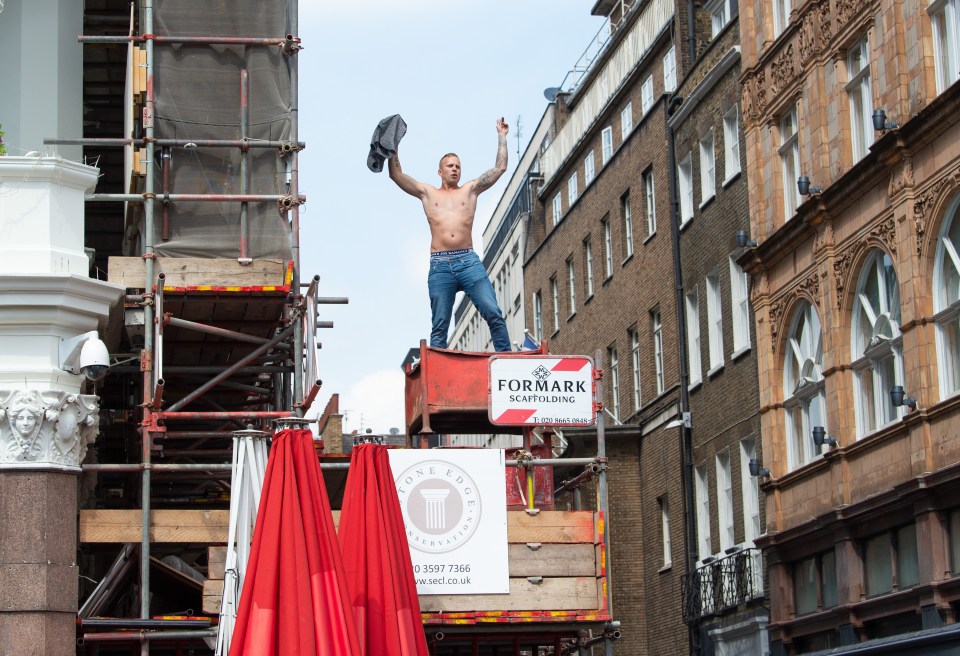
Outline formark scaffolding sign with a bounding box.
[489,355,595,426]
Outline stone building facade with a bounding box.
[739,0,960,650]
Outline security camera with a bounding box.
[79,337,110,381]
[60,331,111,381]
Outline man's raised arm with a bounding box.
[471,117,509,194]
[388,149,426,198]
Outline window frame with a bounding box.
[644,168,657,236]
[934,194,960,398]
[621,191,634,260]
[567,172,579,206]
[653,309,665,394]
[678,153,694,224]
[929,0,960,94]
[730,256,751,354]
[700,131,717,206]
[716,452,735,552]
[602,126,614,164]
[550,276,560,334]
[533,291,543,341]
[584,150,596,186]
[603,217,614,279]
[663,45,677,93]
[621,102,633,141]
[552,192,562,227]
[642,75,655,115]
[723,106,741,183]
[707,273,725,372]
[706,0,732,37]
[695,463,712,559]
[783,301,826,471]
[659,496,673,567]
[846,36,874,162]
[584,238,595,299]
[779,106,801,220]
[567,257,577,318]
[687,287,703,387]
[630,327,642,411]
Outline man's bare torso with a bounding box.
[421,185,478,252]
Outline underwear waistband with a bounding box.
[430,248,473,258]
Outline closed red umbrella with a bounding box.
[229,429,362,656]
[338,444,429,656]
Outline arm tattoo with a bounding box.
[496,133,507,170]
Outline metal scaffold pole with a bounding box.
[140,2,156,653]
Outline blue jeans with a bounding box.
[428,250,511,351]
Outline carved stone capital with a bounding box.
[0,390,99,471]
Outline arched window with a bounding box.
[851,250,904,436]
[935,195,960,397]
[783,301,826,470]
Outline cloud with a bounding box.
[340,368,406,435]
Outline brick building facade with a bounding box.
[738,0,960,650]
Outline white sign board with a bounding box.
[488,355,596,426]
[388,449,509,595]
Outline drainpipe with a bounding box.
[687,0,697,66]
[666,93,699,656]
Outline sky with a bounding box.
[296,2,605,434]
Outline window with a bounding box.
[584,150,596,185]
[716,452,734,552]
[630,327,642,411]
[603,218,614,278]
[602,126,614,164]
[695,464,712,558]
[552,192,562,226]
[936,195,960,397]
[739,438,761,544]
[608,346,621,421]
[852,250,904,437]
[567,258,577,317]
[793,550,838,615]
[644,169,657,236]
[653,310,665,394]
[707,273,724,371]
[730,257,751,353]
[533,291,543,340]
[584,238,595,298]
[706,0,731,37]
[568,172,579,206]
[642,75,655,115]
[773,0,792,36]
[779,106,801,219]
[949,509,960,574]
[550,277,560,334]
[930,0,960,93]
[659,496,672,567]
[723,106,741,182]
[687,288,702,386]
[621,192,634,259]
[678,153,694,224]
[663,46,677,93]
[864,524,919,597]
[700,132,716,205]
[621,102,633,140]
[847,36,873,162]
[783,302,826,470]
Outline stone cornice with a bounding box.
[0,155,99,191]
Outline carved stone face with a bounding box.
[13,408,39,437]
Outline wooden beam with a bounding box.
[107,257,289,289]
[418,577,599,612]
[81,509,596,544]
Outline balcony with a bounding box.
[682,547,765,623]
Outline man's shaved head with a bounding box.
[439,152,459,168]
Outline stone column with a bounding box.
[0,156,124,655]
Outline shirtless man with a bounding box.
[388,118,511,351]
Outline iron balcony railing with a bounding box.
[681,547,765,623]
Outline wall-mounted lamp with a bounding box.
[890,385,917,411]
[872,109,899,131]
[736,230,758,248]
[748,458,770,478]
[797,176,822,196]
[812,425,837,448]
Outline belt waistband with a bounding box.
[430,248,472,258]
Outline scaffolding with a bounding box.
[46,1,321,653]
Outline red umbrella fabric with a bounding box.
[338,444,429,656]
[229,429,362,656]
